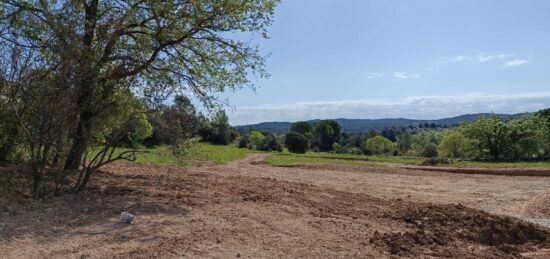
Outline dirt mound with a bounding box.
[523,192,550,218]
[370,203,549,257]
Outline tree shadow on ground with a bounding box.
[0,166,190,243]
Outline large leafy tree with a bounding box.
[461,115,546,161]
[285,132,308,154]
[313,120,341,152]
[289,121,313,138]
[0,0,279,169]
[535,108,550,155]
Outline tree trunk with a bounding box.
[64,119,88,170]
[32,170,41,200]
[75,169,93,193]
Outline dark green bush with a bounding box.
[285,132,309,154]
[258,134,283,152]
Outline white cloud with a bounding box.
[393,72,421,79]
[449,55,466,63]
[478,54,509,62]
[365,72,384,79]
[505,59,529,67]
[229,91,550,125]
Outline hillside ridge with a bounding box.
[235,112,532,133]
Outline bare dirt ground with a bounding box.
[1,154,550,258]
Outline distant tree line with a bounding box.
[277,110,550,162]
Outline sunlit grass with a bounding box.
[265,151,550,169]
[265,151,373,167]
[449,160,550,169]
[102,143,254,166]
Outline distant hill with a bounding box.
[235,113,531,134]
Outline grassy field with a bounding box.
[106,143,254,166]
[265,152,424,167]
[107,144,550,169]
[449,160,550,169]
[265,151,550,169]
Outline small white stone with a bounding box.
[120,211,135,224]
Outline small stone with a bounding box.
[120,211,135,224]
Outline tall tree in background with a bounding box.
[289,121,313,139]
[0,0,279,170]
[535,108,550,156]
[313,120,341,152]
[144,95,198,147]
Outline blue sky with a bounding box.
[220,0,550,125]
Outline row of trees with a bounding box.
[284,120,342,153]
[274,111,550,162]
[362,111,550,161]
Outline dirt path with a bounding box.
[206,153,550,225]
[1,154,549,258]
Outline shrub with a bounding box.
[410,131,442,156]
[364,136,395,155]
[420,143,438,158]
[248,131,265,149]
[438,131,467,158]
[396,132,413,154]
[258,134,283,152]
[285,132,309,154]
[238,136,250,149]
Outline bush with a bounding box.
[438,131,467,158]
[410,131,442,156]
[198,110,237,145]
[258,134,283,152]
[364,136,395,155]
[238,136,250,149]
[285,132,309,154]
[396,132,413,154]
[420,143,438,158]
[248,131,265,149]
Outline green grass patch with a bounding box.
[184,143,255,164]
[265,151,550,169]
[97,143,254,166]
[449,160,550,169]
[265,152,373,167]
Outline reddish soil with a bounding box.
[1,154,549,258]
